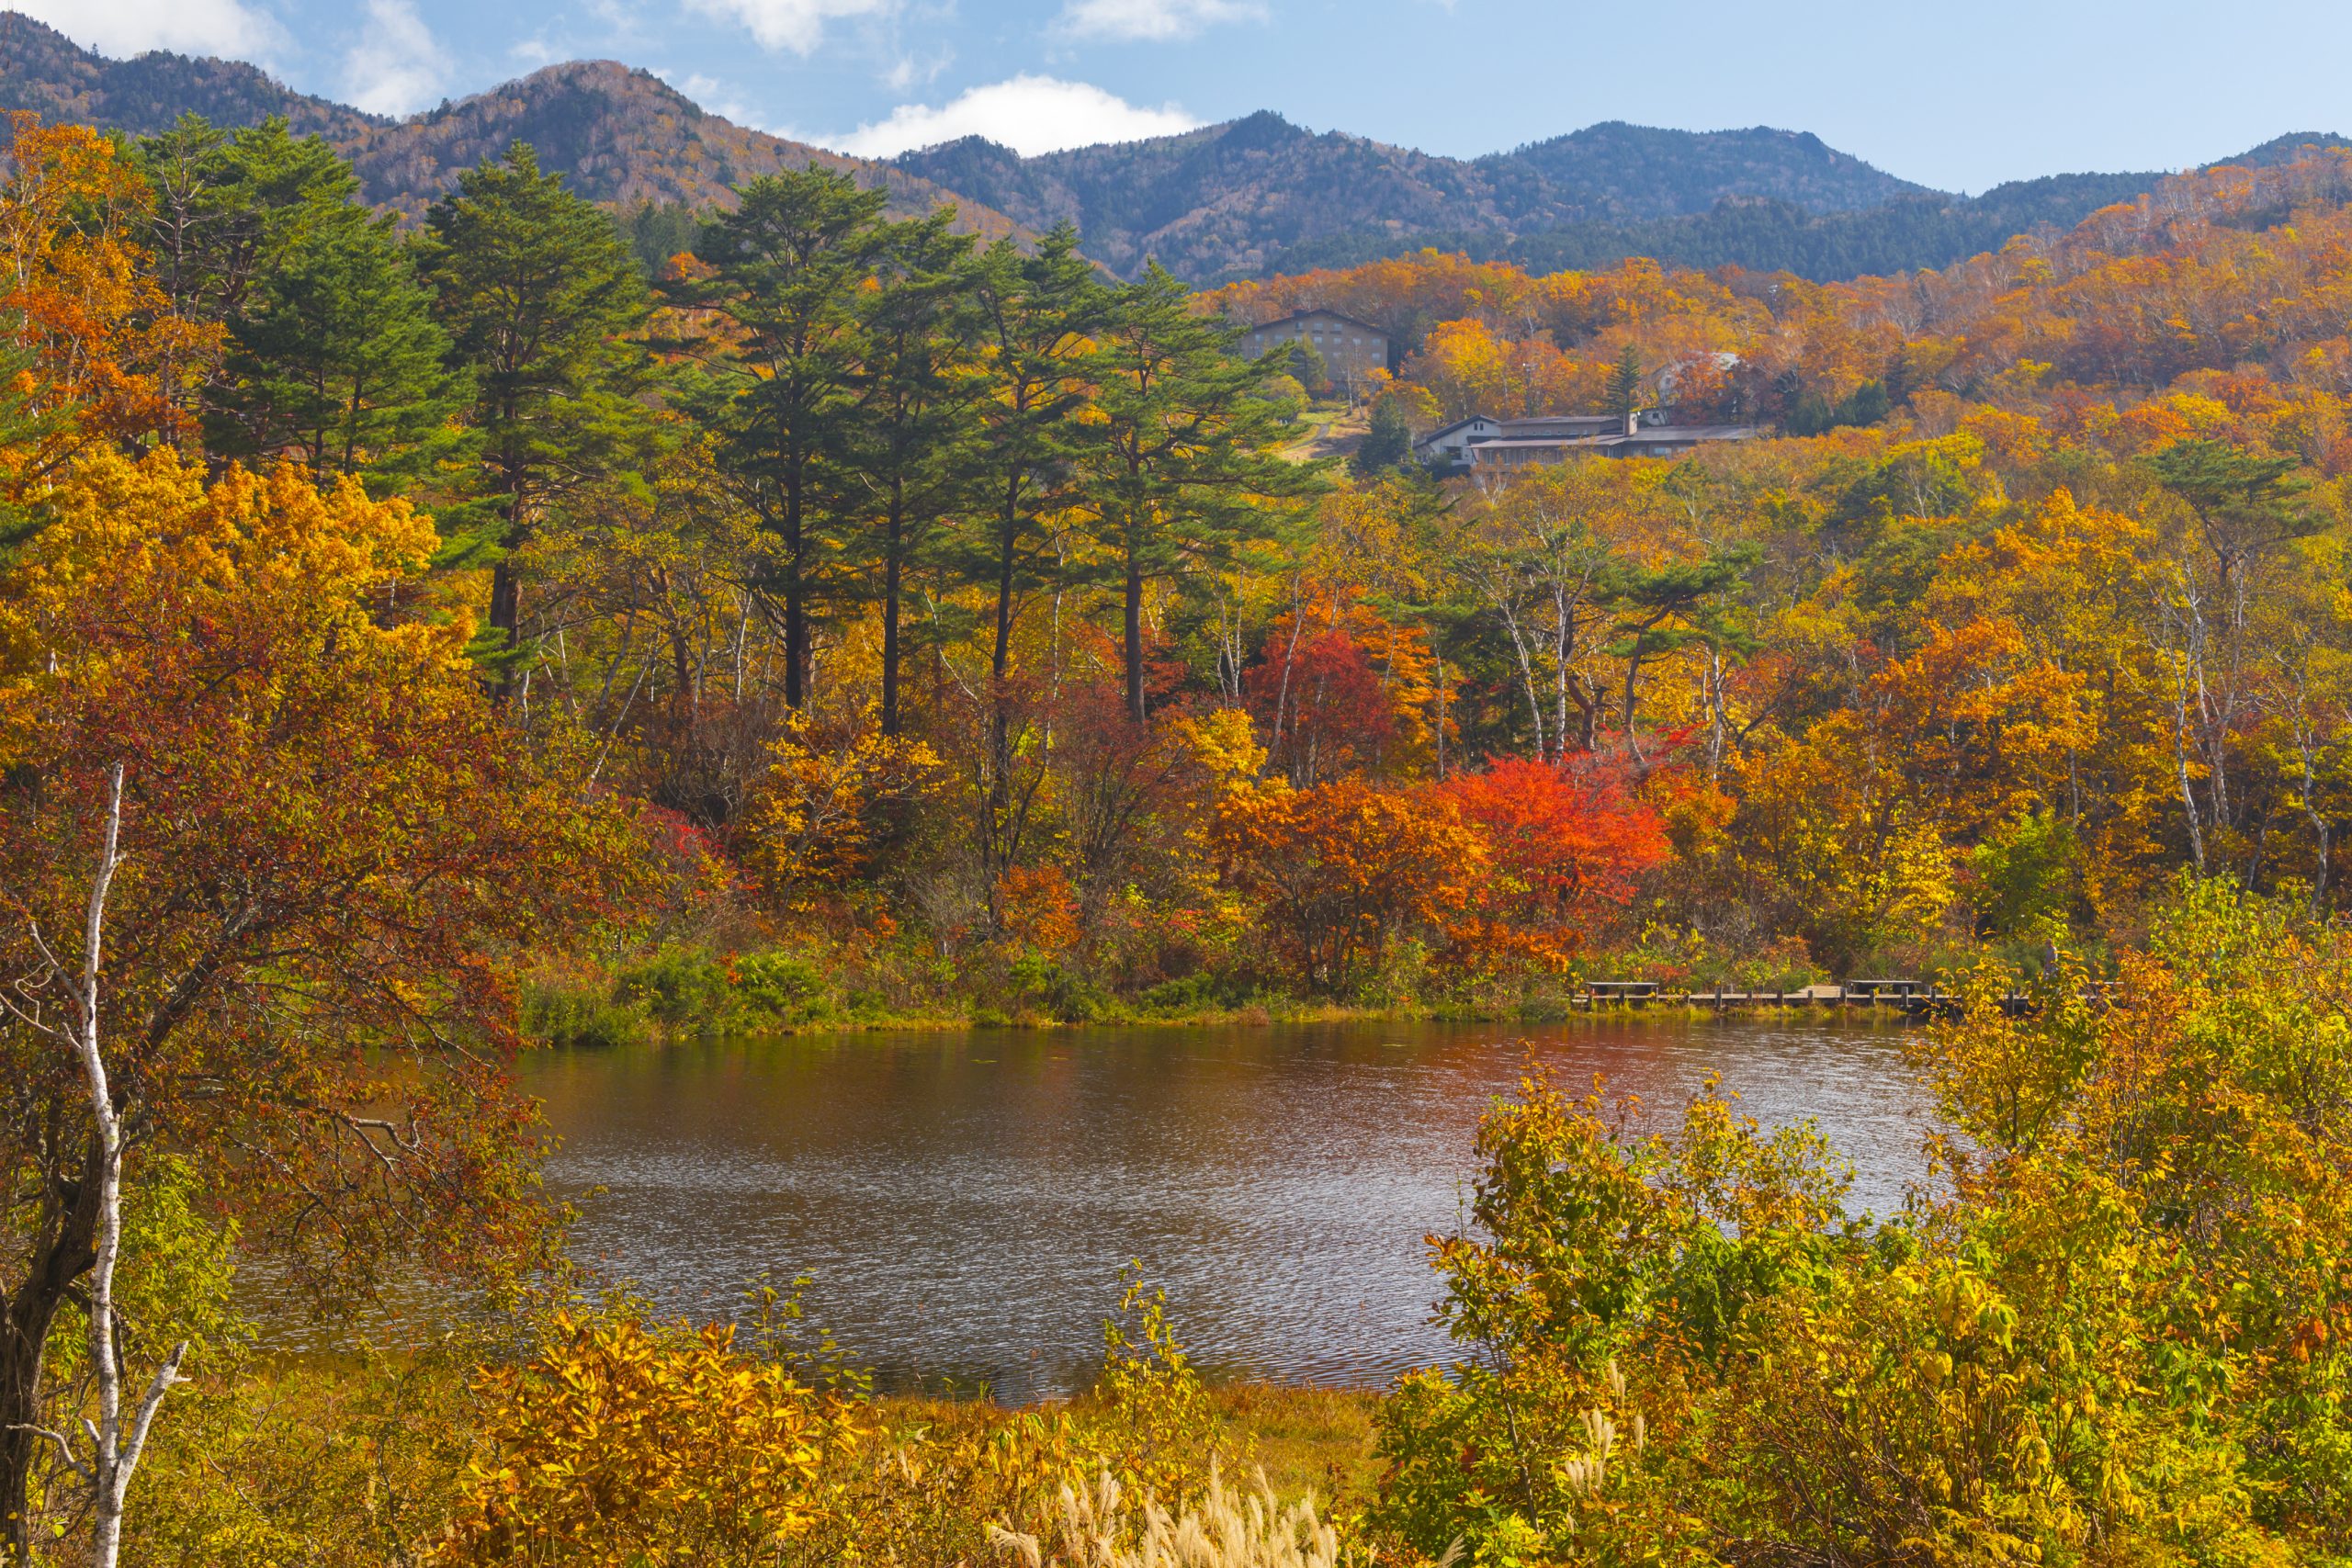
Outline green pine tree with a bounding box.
[956,227,1104,899]
[671,169,889,710]
[624,199,702,277]
[843,208,982,736]
[1355,396,1413,476]
[419,143,658,684]
[203,199,470,492]
[1605,345,1645,424]
[138,114,357,333]
[1605,542,1761,750]
[1082,264,1324,722]
[958,227,1104,700]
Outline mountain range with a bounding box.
[0,13,1023,241]
[3,12,2346,286]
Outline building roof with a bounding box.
[1496,415,1617,434]
[1470,437,1608,453]
[1602,424,1762,444]
[1247,308,1391,337]
[1416,414,1500,444]
[1468,426,1762,460]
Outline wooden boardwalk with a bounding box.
[1571,980,2019,1017]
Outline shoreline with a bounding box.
[530,994,1922,1046]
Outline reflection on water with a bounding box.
[526,1014,1933,1402]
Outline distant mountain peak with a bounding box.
[0,17,1023,242]
[2217,131,2351,168]
[1220,108,1306,150]
[0,8,384,137]
[888,110,1951,280]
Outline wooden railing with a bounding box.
[1569,980,2006,1016]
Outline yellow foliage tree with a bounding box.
[743,710,940,914]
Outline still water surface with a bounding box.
[526,1015,1935,1402]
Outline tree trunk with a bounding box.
[486,557,521,704]
[2,766,186,1568]
[0,1174,96,1568]
[783,461,808,712]
[985,481,1022,925]
[73,766,185,1568]
[881,489,904,737]
[1124,545,1147,726]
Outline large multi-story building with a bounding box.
[1235,310,1391,395]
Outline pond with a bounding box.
[526,1013,1938,1403]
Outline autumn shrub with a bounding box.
[1370,1073,1850,1565]
[744,709,941,917]
[1439,753,1671,976]
[730,949,837,1021]
[1369,880,2352,1565]
[1089,1274,1227,1509]
[522,968,655,1048]
[130,1339,487,1568]
[611,941,739,1031]
[1135,971,1259,1019]
[539,931,972,1041]
[438,1308,864,1567]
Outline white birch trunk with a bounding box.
[40,765,186,1568]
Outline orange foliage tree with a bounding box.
[1441,754,1671,972]
[0,449,633,1548]
[1212,778,1486,991]
[0,114,213,476]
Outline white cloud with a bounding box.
[826,74,1198,158]
[10,0,278,60]
[1058,0,1263,42]
[340,0,452,117]
[683,0,896,53]
[882,49,953,92]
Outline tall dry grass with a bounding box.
[990,1461,1341,1568]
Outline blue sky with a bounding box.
[24,0,2352,191]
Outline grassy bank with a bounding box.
[876,1383,1384,1504]
[143,1332,1384,1566]
[521,932,1853,1046]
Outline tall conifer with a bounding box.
[844,209,979,735]
[1082,265,1320,722]
[673,169,888,710]
[420,144,655,682]
[203,202,469,491]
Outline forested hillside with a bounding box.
[0,8,378,138]
[0,15,1021,234]
[1494,120,1930,217]
[889,115,1941,277]
[1270,169,2168,281]
[891,111,1575,278]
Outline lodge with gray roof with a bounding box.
[1414,410,1761,469]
